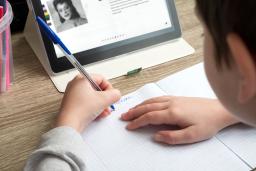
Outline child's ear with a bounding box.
[227,33,256,104]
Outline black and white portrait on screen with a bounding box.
[47,0,88,33]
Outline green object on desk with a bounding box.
[126,67,142,76]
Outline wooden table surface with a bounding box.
[0,0,203,170]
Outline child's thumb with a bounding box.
[154,127,197,145]
[100,89,121,107]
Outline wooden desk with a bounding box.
[0,0,203,170]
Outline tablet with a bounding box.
[30,0,181,73]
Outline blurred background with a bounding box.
[9,0,28,33]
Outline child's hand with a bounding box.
[56,74,121,133]
[121,96,239,145]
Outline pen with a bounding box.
[36,16,115,111]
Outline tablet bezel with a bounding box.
[30,0,181,73]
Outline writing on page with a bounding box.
[82,81,249,171]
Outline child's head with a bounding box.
[196,0,256,126]
[53,0,80,23]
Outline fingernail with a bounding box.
[154,134,163,141]
[126,124,134,130]
[106,108,111,113]
[121,113,127,120]
[122,111,131,119]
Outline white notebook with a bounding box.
[82,63,256,171]
[216,124,256,168]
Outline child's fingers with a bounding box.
[100,89,121,107]
[92,74,113,90]
[97,109,111,119]
[126,110,170,130]
[122,102,168,121]
[99,78,113,91]
[154,127,203,145]
[134,96,170,108]
[73,74,113,90]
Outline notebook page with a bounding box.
[156,63,216,98]
[83,145,108,170]
[216,124,256,168]
[82,83,249,170]
[157,62,256,169]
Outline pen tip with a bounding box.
[111,105,115,111]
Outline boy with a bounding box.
[25,0,256,170]
[122,0,256,144]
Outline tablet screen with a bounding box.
[39,0,173,58]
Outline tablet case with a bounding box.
[24,10,195,93]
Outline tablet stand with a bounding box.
[24,10,195,93]
[24,11,54,76]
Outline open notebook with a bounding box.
[82,63,256,171]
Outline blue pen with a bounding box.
[36,16,115,111]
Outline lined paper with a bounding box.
[157,63,256,170]
[156,63,216,98]
[82,82,249,170]
[217,124,256,168]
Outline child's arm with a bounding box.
[24,74,121,171]
[122,96,239,145]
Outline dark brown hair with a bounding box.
[196,0,256,68]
